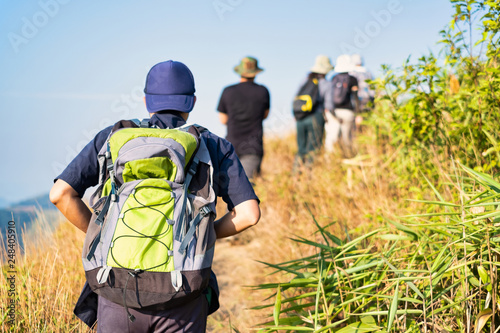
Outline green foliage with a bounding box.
[255,1,500,332]
[369,0,500,180]
[255,164,500,332]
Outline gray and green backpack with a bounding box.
[82,119,216,321]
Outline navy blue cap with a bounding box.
[144,60,196,113]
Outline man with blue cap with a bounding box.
[50,60,261,332]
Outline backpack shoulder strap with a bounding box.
[177,123,208,134]
[110,119,140,133]
[110,118,152,132]
[91,118,152,203]
[139,118,151,128]
[176,123,212,175]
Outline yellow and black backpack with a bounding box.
[292,78,320,120]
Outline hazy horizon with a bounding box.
[1,0,457,202]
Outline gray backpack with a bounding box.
[82,119,216,321]
[332,74,351,106]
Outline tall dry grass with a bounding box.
[208,128,418,331]
[1,126,410,332]
[0,212,89,332]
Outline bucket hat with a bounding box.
[144,60,196,113]
[234,57,263,78]
[334,54,354,73]
[310,55,333,75]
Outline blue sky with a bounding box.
[0,0,455,203]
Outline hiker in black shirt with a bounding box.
[217,56,270,179]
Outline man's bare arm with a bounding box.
[218,112,228,125]
[50,179,92,233]
[263,109,270,119]
[214,199,260,239]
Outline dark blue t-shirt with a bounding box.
[56,112,258,211]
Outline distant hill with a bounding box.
[0,193,60,257]
[0,207,37,229]
[0,193,56,228]
[13,193,55,210]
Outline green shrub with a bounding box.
[255,1,500,332]
[369,0,500,180]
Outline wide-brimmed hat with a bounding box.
[334,54,354,73]
[234,56,263,78]
[310,55,333,75]
[144,60,196,113]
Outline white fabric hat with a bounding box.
[334,54,354,73]
[351,54,363,66]
[310,55,333,75]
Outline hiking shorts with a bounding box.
[96,295,208,333]
[324,108,356,157]
[239,154,262,179]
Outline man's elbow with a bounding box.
[245,204,261,228]
[50,184,63,206]
[50,180,75,206]
[218,113,228,125]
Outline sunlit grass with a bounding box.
[254,140,500,332]
[0,212,90,332]
[0,127,406,332]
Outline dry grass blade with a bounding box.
[474,308,493,333]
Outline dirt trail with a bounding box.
[207,225,270,331]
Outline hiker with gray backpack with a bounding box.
[349,54,375,113]
[50,60,261,333]
[324,54,360,158]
